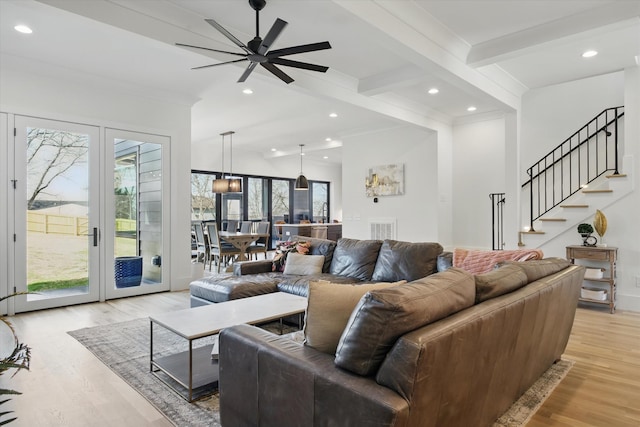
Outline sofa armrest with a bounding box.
[219,324,409,427]
[233,259,273,275]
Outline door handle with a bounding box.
[93,227,98,247]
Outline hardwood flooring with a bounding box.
[2,293,639,426]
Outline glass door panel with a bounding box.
[312,182,329,223]
[247,177,268,221]
[13,116,100,312]
[106,129,170,299]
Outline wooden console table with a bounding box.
[566,245,617,313]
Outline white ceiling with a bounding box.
[1,0,638,164]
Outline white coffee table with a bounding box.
[149,292,307,401]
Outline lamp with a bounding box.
[295,144,309,190]
[213,131,242,193]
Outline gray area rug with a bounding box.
[69,318,573,427]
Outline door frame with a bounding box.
[12,115,101,312]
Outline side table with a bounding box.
[566,245,617,313]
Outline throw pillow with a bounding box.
[453,248,544,274]
[272,240,311,272]
[303,280,406,355]
[334,268,475,376]
[283,253,325,275]
[474,264,528,303]
[498,257,571,283]
[371,240,443,282]
[329,238,383,281]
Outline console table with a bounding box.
[566,245,617,313]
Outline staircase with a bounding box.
[519,107,631,248]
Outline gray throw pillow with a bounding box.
[282,253,325,275]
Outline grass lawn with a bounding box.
[27,232,137,291]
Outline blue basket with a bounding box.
[115,256,143,288]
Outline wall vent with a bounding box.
[369,218,396,240]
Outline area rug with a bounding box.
[69,318,573,427]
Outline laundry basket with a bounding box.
[115,256,143,288]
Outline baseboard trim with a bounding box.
[617,293,640,313]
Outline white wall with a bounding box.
[190,143,343,220]
[340,125,440,242]
[520,69,639,312]
[451,115,507,249]
[0,57,194,293]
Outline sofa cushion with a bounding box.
[189,273,282,303]
[453,248,544,274]
[372,240,443,282]
[334,268,475,376]
[272,240,311,272]
[290,235,337,273]
[329,238,383,281]
[499,257,571,283]
[304,280,406,354]
[283,253,325,276]
[277,274,361,297]
[474,264,528,303]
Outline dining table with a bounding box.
[218,231,269,263]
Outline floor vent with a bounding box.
[369,218,396,240]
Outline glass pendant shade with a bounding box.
[295,144,309,190]
[212,178,230,193]
[228,178,242,192]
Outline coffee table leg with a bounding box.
[149,320,154,372]
[188,340,193,402]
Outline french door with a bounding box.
[8,118,170,313]
[12,116,100,312]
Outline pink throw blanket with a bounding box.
[453,248,544,275]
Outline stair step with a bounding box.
[561,204,589,208]
[582,189,613,194]
[522,231,545,235]
[539,218,567,222]
[606,173,627,178]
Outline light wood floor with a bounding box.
[2,293,639,426]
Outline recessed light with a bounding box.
[582,50,598,58]
[325,137,332,142]
[329,113,338,118]
[323,156,329,159]
[14,25,32,34]
[242,88,253,94]
[428,88,439,95]
[270,148,277,152]
[467,106,477,112]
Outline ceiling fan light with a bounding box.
[295,174,309,190]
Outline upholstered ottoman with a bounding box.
[189,273,283,307]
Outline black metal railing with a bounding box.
[522,106,624,231]
[489,193,506,250]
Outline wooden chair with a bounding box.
[207,224,241,273]
[248,221,270,260]
[192,222,208,264]
[226,219,239,232]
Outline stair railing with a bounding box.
[522,106,624,231]
[489,193,506,250]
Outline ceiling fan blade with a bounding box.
[238,62,259,82]
[267,41,331,58]
[258,18,288,55]
[261,62,294,84]
[176,43,247,57]
[205,18,252,54]
[269,58,328,73]
[192,58,248,70]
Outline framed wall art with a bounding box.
[365,163,404,197]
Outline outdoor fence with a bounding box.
[27,212,135,236]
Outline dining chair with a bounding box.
[248,221,270,260]
[240,221,252,233]
[207,223,241,273]
[192,222,208,264]
[226,219,239,232]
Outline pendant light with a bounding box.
[295,144,309,190]
[212,131,242,193]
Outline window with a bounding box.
[191,172,216,221]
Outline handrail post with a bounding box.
[528,168,535,232]
[614,107,620,174]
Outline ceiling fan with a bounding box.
[176,0,331,84]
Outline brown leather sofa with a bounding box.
[218,258,584,427]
